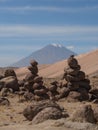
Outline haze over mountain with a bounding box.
[12,44,77,67]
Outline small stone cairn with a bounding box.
[24,60,39,92]
[63,55,91,101]
[24,60,48,100]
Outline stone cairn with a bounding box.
[63,55,91,101]
[0,68,19,105]
[23,60,49,101]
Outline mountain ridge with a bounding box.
[12,44,77,67]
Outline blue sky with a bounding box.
[0,0,98,66]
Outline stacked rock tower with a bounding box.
[63,55,91,100]
[24,60,48,100]
[24,60,38,92]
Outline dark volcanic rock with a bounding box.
[23,100,69,123]
[0,97,10,106]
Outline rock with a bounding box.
[4,69,16,77]
[24,72,35,82]
[78,71,85,80]
[65,71,85,82]
[24,82,33,92]
[0,82,4,91]
[67,82,79,91]
[67,90,89,102]
[0,97,10,106]
[50,81,58,85]
[24,92,34,101]
[88,93,97,101]
[93,106,98,122]
[0,75,4,80]
[76,80,91,91]
[23,100,68,122]
[33,83,40,90]
[67,55,78,68]
[67,91,82,102]
[32,107,65,124]
[30,60,38,66]
[78,88,89,101]
[34,89,47,96]
[89,88,98,95]
[1,88,11,97]
[0,76,19,92]
[28,66,38,75]
[71,104,96,123]
[18,80,24,87]
[48,85,57,92]
[33,76,43,83]
[58,87,70,99]
[64,67,79,76]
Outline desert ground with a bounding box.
[0,74,98,130]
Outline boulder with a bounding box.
[0,97,10,106]
[67,91,82,102]
[23,100,69,122]
[67,90,89,102]
[4,69,16,77]
[71,104,96,123]
[0,76,19,92]
[32,107,63,124]
[93,106,98,122]
[57,87,70,99]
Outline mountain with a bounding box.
[15,49,98,80]
[12,44,77,67]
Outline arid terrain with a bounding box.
[0,49,98,130]
[0,74,98,130]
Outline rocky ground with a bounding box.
[0,73,98,130]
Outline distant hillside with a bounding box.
[11,44,77,67]
[15,49,98,79]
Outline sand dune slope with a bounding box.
[39,49,98,78]
[15,49,98,79]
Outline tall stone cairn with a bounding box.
[63,55,91,101]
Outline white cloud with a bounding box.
[0,5,98,13]
[0,25,98,42]
[66,46,75,50]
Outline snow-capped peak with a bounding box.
[51,43,63,48]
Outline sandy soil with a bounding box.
[0,92,98,130]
